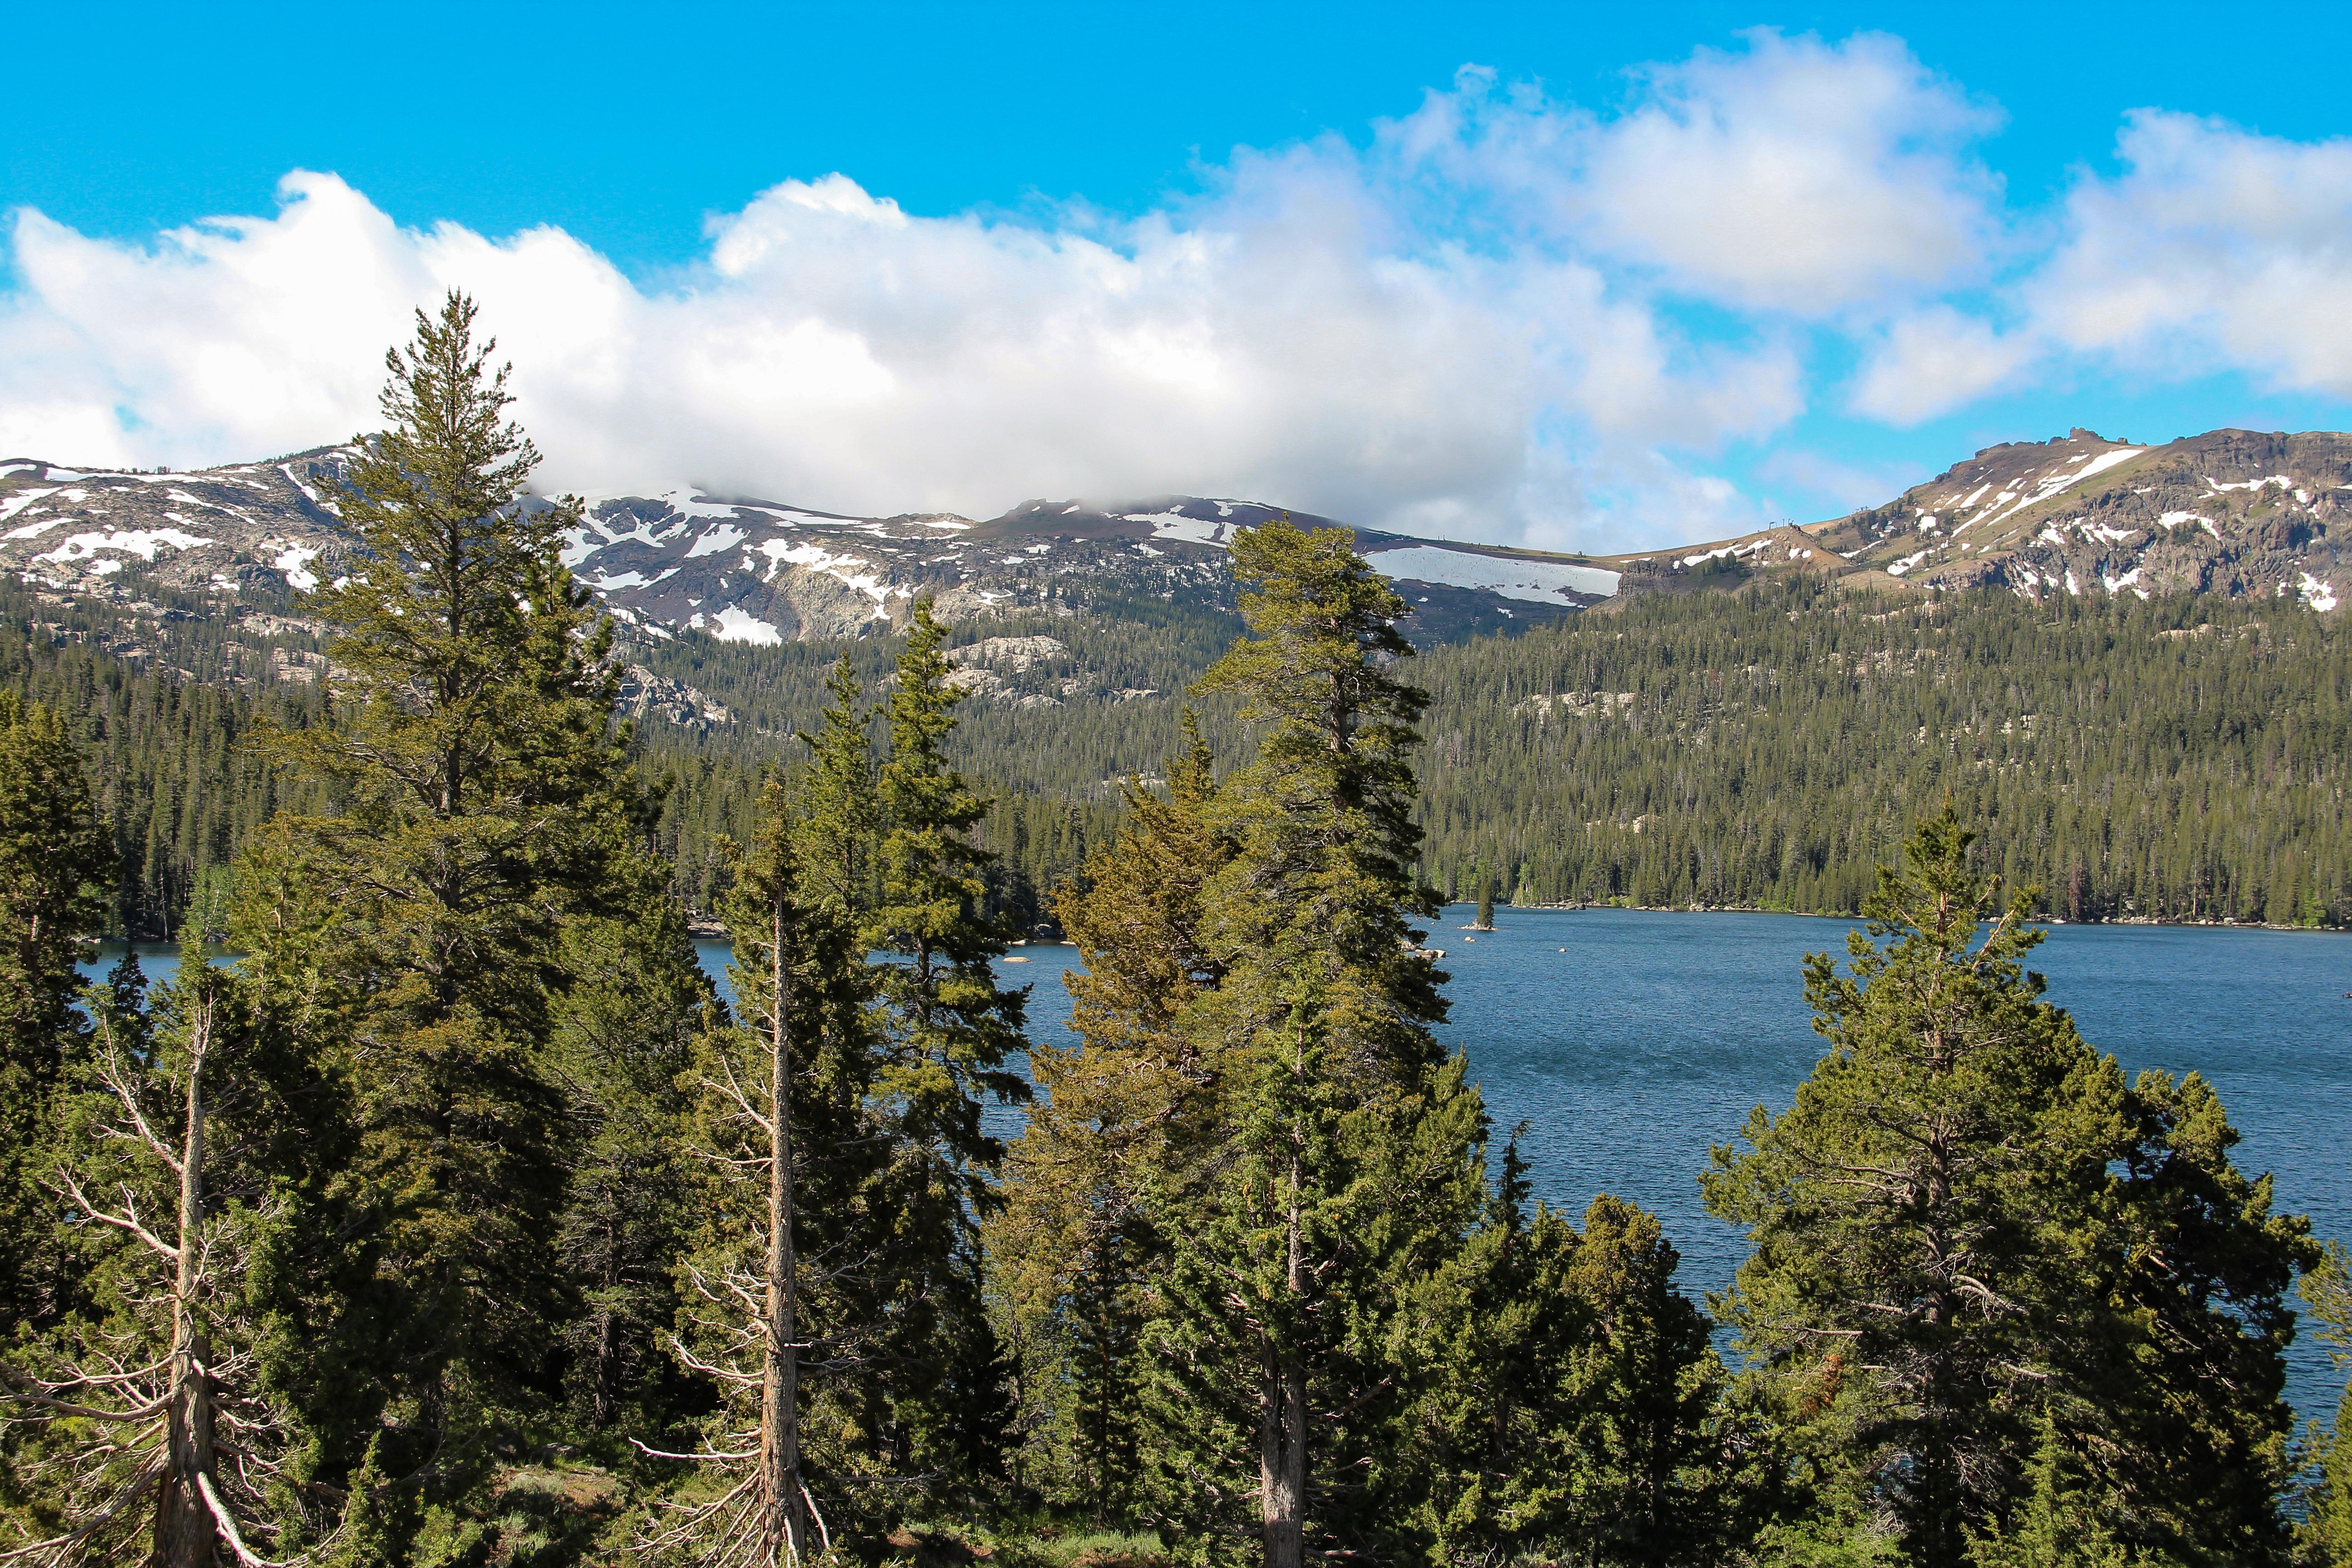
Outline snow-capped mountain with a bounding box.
[0,455,1622,646]
[4,426,2342,667]
[541,490,1624,646]
[1,453,351,599]
[1613,428,2346,612]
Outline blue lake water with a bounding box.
[103,911,2352,1425]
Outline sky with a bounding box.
[10,0,2352,552]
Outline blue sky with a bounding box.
[10,1,2352,549]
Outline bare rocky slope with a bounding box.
[1607,427,2347,612]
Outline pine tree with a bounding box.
[1150,519,1481,1567]
[990,715,1230,1520]
[1053,712,1228,1061]
[0,693,113,1333]
[1558,1194,1729,1564]
[2300,1243,2352,1567]
[1705,809,2311,1567]
[1392,1142,1728,1566]
[546,852,710,1440]
[770,659,931,1529]
[794,657,879,920]
[243,291,643,1535]
[655,778,841,1563]
[1390,1132,1592,1555]
[2081,1068,2313,1566]
[1474,860,1495,931]
[1703,810,2123,1563]
[1965,1425,2156,1568]
[864,601,1029,1484]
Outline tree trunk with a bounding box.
[1261,1156,1306,1568]
[1261,1353,1307,1568]
[760,901,807,1563]
[154,1000,216,1568]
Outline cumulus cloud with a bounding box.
[0,157,1805,549]
[2029,110,2352,395]
[1578,31,2005,314]
[1848,305,2038,423]
[0,31,2018,549]
[1384,32,2005,315]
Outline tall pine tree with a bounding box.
[863,602,1029,1486]
[1705,809,2312,1568]
[990,715,1231,1521]
[656,777,848,1563]
[1149,519,1483,1566]
[243,291,647,1545]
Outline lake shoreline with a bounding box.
[1458,901,2349,934]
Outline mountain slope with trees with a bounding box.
[11,567,2344,941]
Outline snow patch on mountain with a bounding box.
[38,527,212,564]
[702,605,783,645]
[1364,545,1619,600]
[1126,511,1235,548]
[684,523,748,559]
[274,545,320,591]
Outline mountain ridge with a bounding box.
[4,426,2342,667]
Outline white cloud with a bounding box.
[2,177,426,462]
[0,144,1807,549]
[2029,110,2352,395]
[1848,305,2038,423]
[1387,32,2004,316]
[1581,31,2004,314]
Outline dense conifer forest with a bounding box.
[4,297,2350,1565]
[1412,585,2352,925]
[11,565,2345,941]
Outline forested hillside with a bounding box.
[1415,583,2352,924]
[14,567,2345,937]
[0,583,331,936]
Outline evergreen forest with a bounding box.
[5,295,2351,1568]
[10,539,2345,946]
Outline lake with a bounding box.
[99,910,2352,1424]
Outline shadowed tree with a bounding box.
[0,693,114,1333]
[1147,519,1482,1567]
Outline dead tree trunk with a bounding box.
[152,993,217,1568]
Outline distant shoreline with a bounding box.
[1436,902,2349,935]
[658,907,2352,945]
